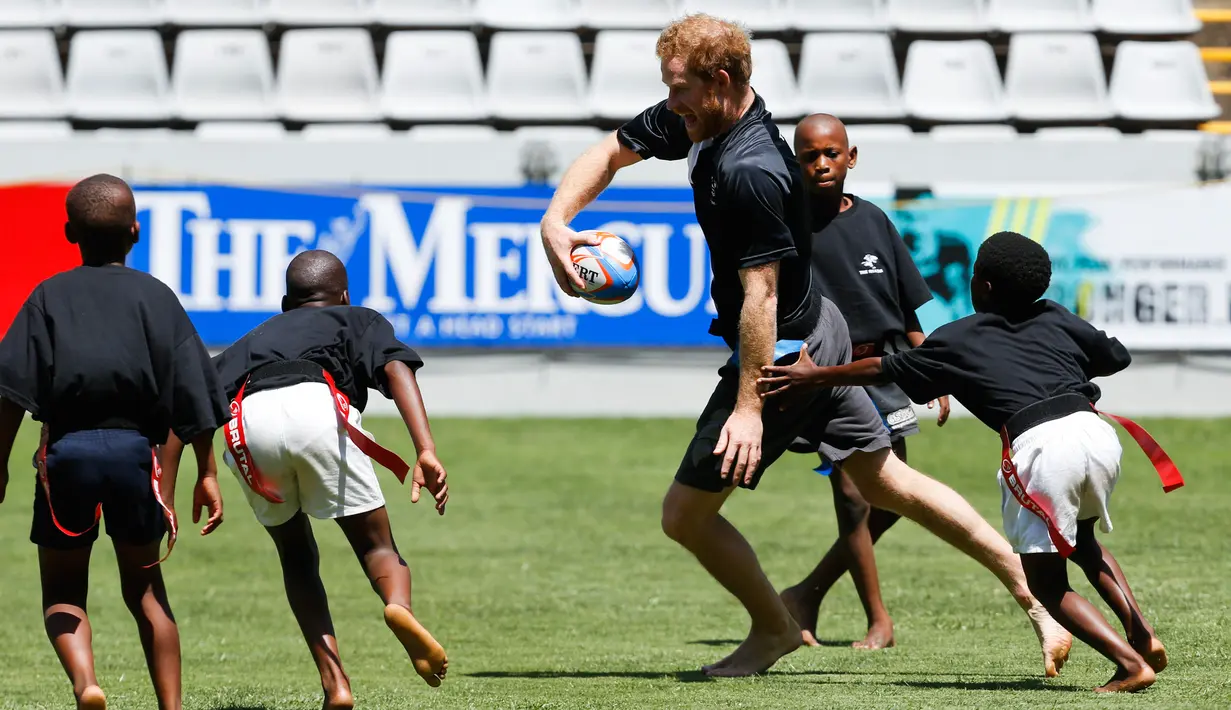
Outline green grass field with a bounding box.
[0,416,1228,709]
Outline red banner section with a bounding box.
[0,184,76,334]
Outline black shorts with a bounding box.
[676,298,892,493]
[31,429,166,549]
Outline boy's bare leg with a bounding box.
[1020,553,1155,692]
[39,546,107,710]
[1072,520,1167,672]
[660,481,802,677]
[114,540,182,710]
[335,507,447,688]
[267,512,354,709]
[842,448,1073,677]
[782,440,904,649]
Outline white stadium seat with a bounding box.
[66,30,171,121]
[478,0,578,30]
[382,31,486,121]
[589,31,663,122]
[929,123,1019,140]
[301,123,394,140]
[92,126,179,138]
[791,0,889,32]
[406,124,501,140]
[372,0,476,27]
[888,0,990,33]
[846,123,915,142]
[1093,0,1200,36]
[0,30,65,119]
[1110,40,1219,121]
[513,125,607,141]
[62,0,165,27]
[1140,128,1208,141]
[194,121,288,139]
[278,29,380,122]
[172,30,276,120]
[679,0,787,32]
[0,0,62,28]
[902,40,1007,122]
[1005,33,1112,122]
[579,0,678,30]
[0,120,73,138]
[487,32,589,121]
[751,39,801,119]
[269,0,369,25]
[797,32,903,120]
[989,0,1095,32]
[1033,126,1124,140]
[167,0,269,26]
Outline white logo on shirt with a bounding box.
[859,254,885,275]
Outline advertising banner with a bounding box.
[6,182,1231,350]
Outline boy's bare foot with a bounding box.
[322,685,354,710]
[77,685,106,710]
[779,587,820,647]
[384,604,448,687]
[1028,603,1072,677]
[1135,636,1168,673]
[852,621,895,650]
[1095,664,1155,693]
[702,627,802,678]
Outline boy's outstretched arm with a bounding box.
[161,429,224,535]
[384,360,448,515]
[757,345,891,403]
[905,313,951,426]
[0,398,24,504]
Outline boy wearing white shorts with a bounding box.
[760,231,1184,693]
[164,250,449,709]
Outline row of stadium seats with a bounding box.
[0,0,1202,35]
[0,28,1217,124]
[0,121,1210,143]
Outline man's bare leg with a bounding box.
[114,540,182,710]
[336,507,447,688]
[267,513,354,710]
[39,546,107,710]
[660,481,801,677]
[842,448,1073,677]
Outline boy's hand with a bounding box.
[193,475,224,535]
[411,450,448,515]
[930,395,952,426]
[758,344,824,403]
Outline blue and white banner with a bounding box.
[130,183,1231,350]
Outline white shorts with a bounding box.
[222,382,386,527]
[997,411,1122,555]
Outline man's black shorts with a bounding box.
[676,297,892,493]
[31,429,166,549]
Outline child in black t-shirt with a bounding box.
[162,249,449,707]
[760,231,1179,693]
[0,174,229,710]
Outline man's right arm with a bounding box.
[540,132,644,294]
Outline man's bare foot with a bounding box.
[384,604,448,687]
[852,620,895,650]
[1095,664,1155,693]
[1027,603,1072,677]
[1135,636,1168,673]
[779,586,820,647]
[77,686,106,710]
[703,628,802,678]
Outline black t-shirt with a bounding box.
[212,306,423,412]
[617,95,818,348]
[0,265,229,444]
[811,196,935,414]
[810,196,933,346]
[881,300,1132,431]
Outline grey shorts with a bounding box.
[675,297,893,493]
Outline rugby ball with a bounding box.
[569,231,640,305]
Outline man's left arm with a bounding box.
[720,262,779,485]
